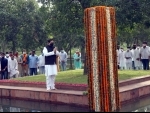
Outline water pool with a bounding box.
[0,95,150,112]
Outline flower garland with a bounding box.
[84,6,120,112]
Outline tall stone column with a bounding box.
[84,6,120,112]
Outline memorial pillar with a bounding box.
[84,6,120,112]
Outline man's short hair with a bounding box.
[133,44,136,46]
[127,46,131,49]
[143,41,147,44]
[47,39,53,43]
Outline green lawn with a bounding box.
[14,69,150,84]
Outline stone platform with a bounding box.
[0,75,150,106]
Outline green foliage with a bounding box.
[1,0,150,52]
[0,0,47,52]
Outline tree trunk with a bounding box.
[1,40,6,53]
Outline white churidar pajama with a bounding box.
[118,51,126,70]
[133,49,142,70]
[43,47,59,90]
[124,51,132,70]
[116,49,121,67]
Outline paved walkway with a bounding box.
[0,85,84,95]
[0,79,150,94]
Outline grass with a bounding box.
[14,69,150,84]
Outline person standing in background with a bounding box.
[38,51,45,74]
[28,50,38,76]
[131,44,136,70]
[73,49,82,69]
[8,55,19,78]
[20,50,29,76]
[140,41,150,70]
[116,45,121,69]
[118,48,126,70]
[124,47,133,70]
[14,51,23,77]
[59,48,68,71]
[0,53,8,79]
[134,45,141,70]
[5,52,10,60]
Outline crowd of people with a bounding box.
[0,50,44,80]
[0,38,82,91]
[117,41,150,70]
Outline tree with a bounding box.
[0,0,47,53]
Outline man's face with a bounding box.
[61,50,64,53]
[133,46,136,49]
[50,40,54,44]
[32,51,35,56]
[49,40,54,46]
[9,53,12,56]
[16,52,18,56]
[11,56,14,60]
[117,46,120,50]
[143,44,146,47]
[2,54,5,58]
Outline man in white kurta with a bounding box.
[8,55,19,78]
[140,42,150,70]
[124,47,133,70]
[43,39,59,90]
[116,45,121,69]
[134,46,141,70]
[118,48,126,70]
[131,45,136,70]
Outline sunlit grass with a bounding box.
[14,69,150,84]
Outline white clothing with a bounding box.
[43,47,59,76]
[140,46,150,59]
[0,107,3,112]
[126,62,132,70]
[118,50,126,69]
[133,48,141,68]
[43,47,60,58]
[38,54,45,67]
[45,65,57,76]
[5,56,11,60]
[116,49,121,65]
[46,75,56,90]
[124,51,132,63]
[43,46,59,90]
[124,51,132,70]
[8,59,19,78]
[131,49,135,61]
[59,51,68,62]
[10,107,20,112]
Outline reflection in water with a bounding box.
[1,94,150,112]
[0,98,90,112]
[120,94,150,112]
[132,105,150,112]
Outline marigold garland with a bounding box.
[84,6,120,112]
